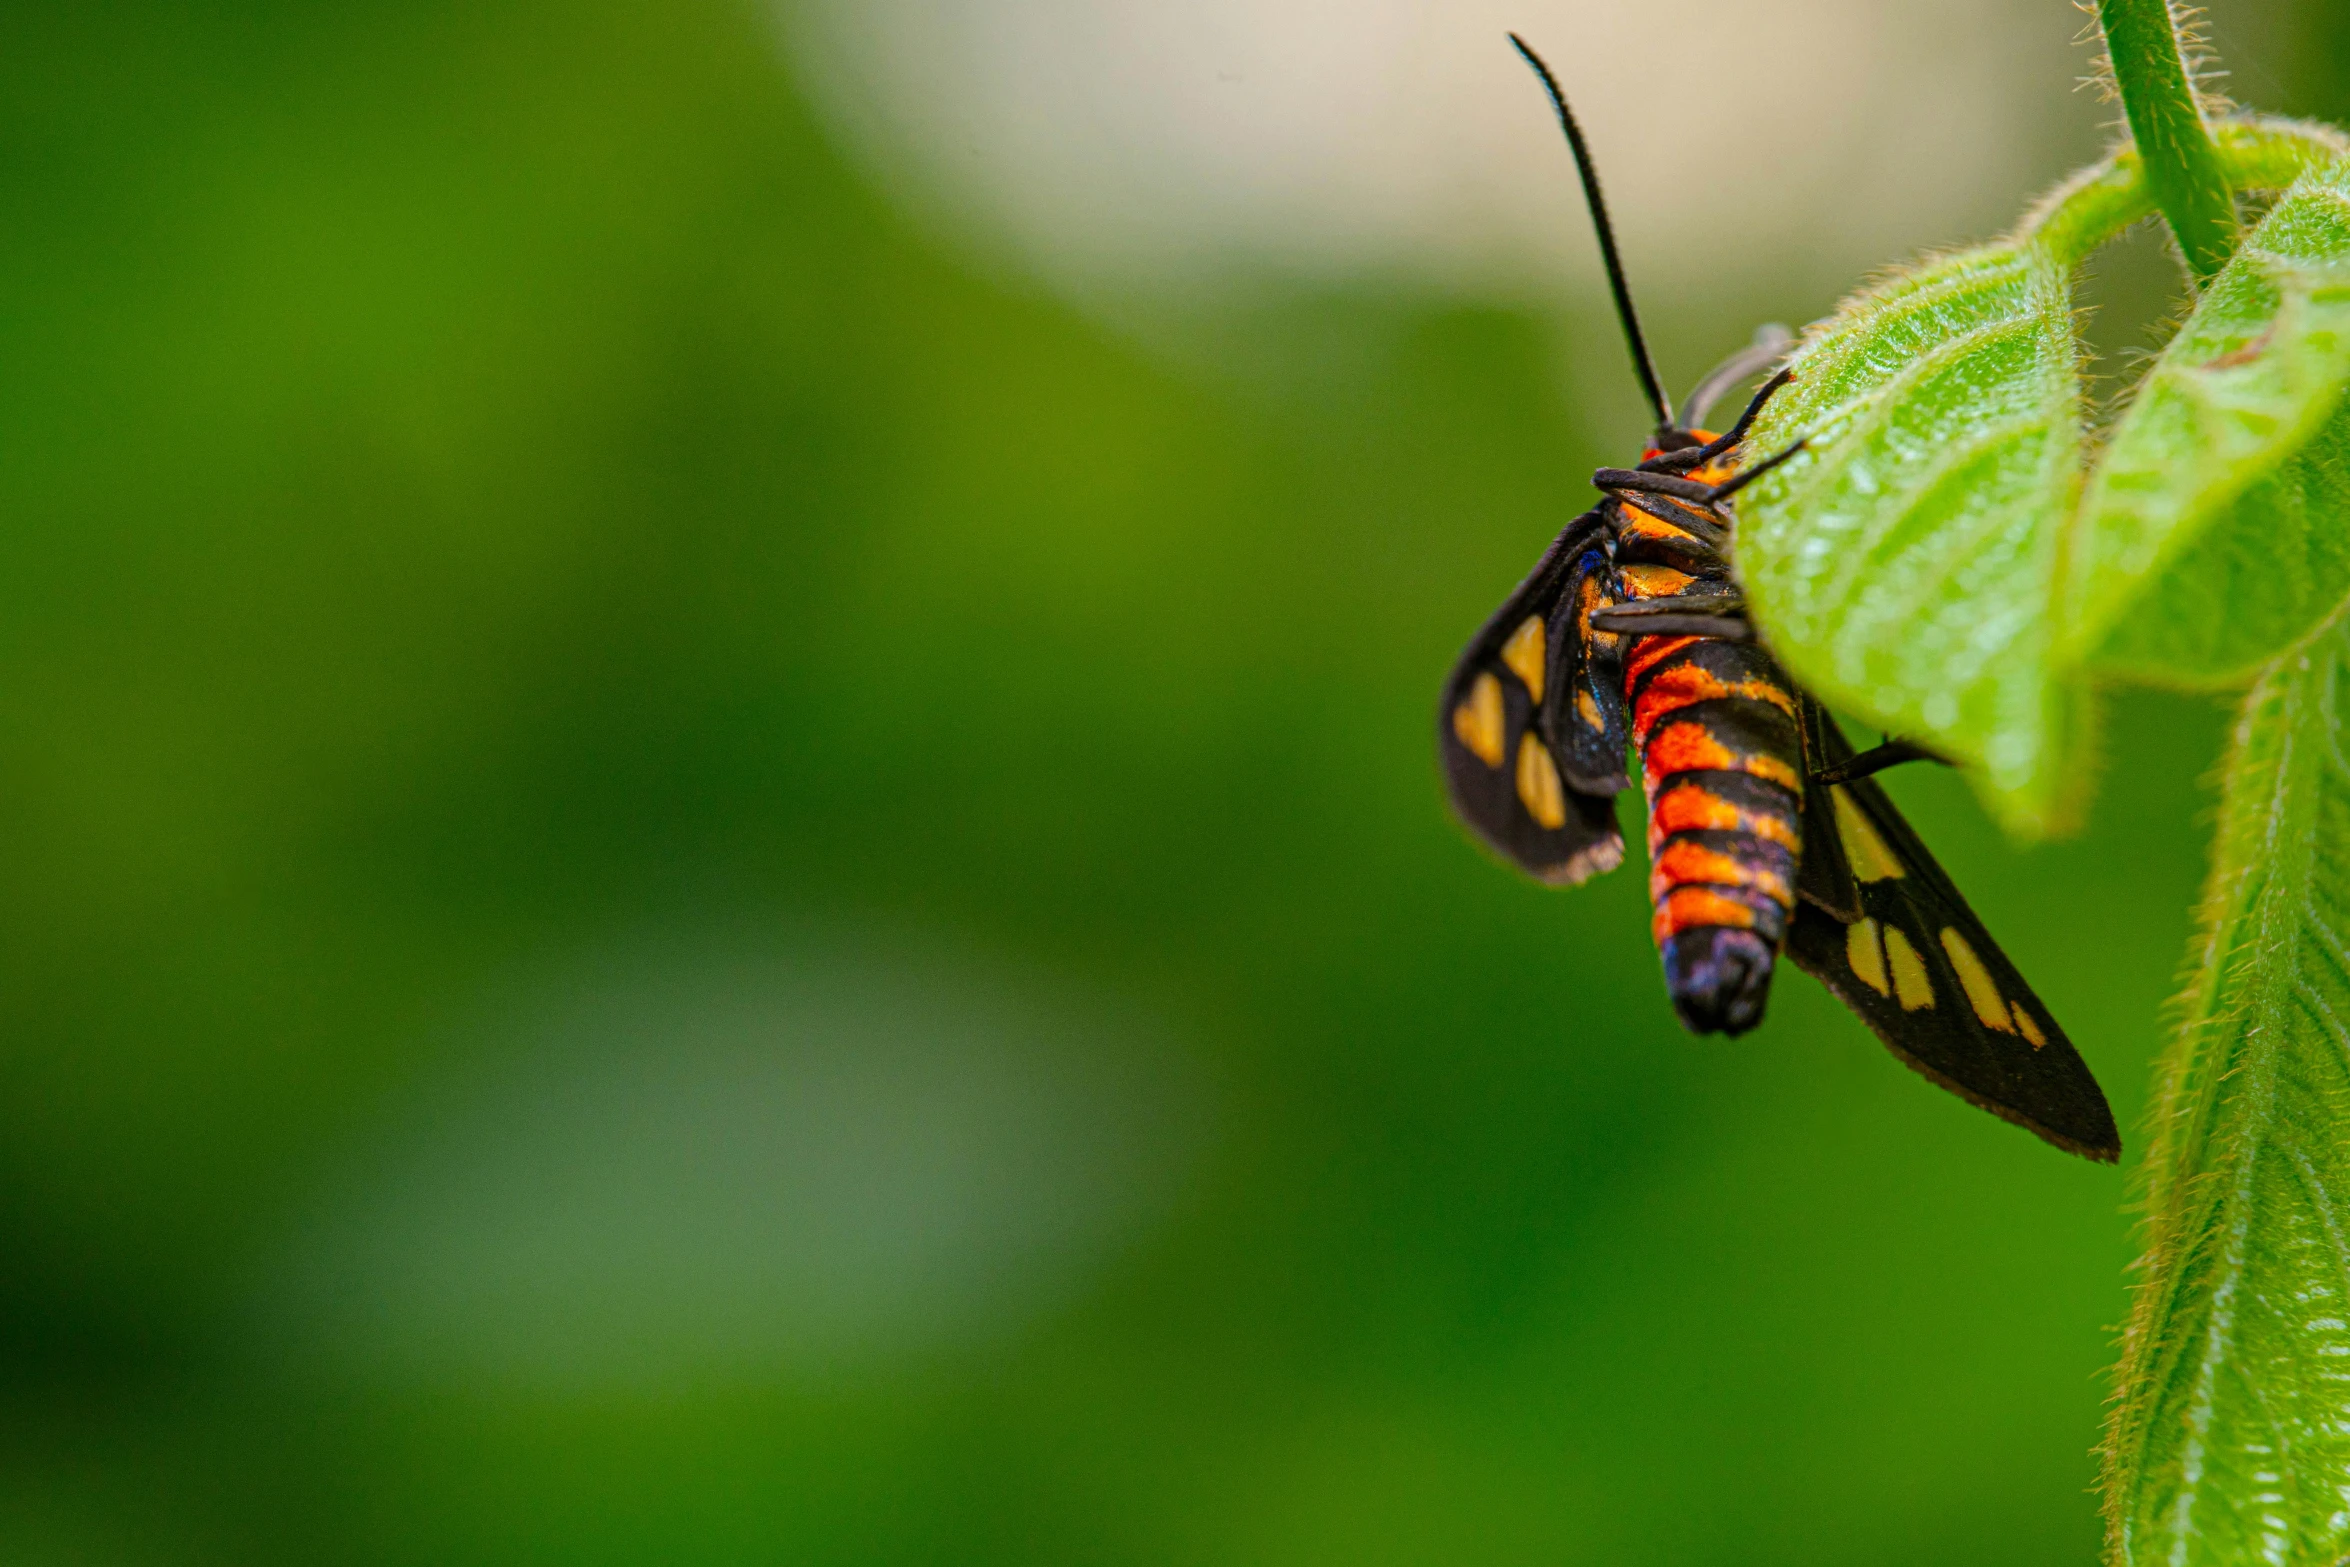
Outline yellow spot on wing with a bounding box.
[1575,688,1602,730]
[1846,917,1889,996]
[2010,1001,2047,1049]
[1832,789,1905,881]
[1882,926,1933,1011]
[1578,578,1622,654]
[1516,735,1569,829]
[1454,673,1506,767]
[1940,928,2015,1033]
[1551,835,1624,887]
[1501,617,1546,703]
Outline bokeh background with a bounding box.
[1,1,2344,1561]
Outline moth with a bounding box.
[1438,37,2119,1162]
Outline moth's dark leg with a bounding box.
[1589,588,1742,626]
[1593,468,1723,508]
[1704,436,1807,502]
[1641,367,1797,472]
[1589,612,1752,640]
[1810,737,1952,785]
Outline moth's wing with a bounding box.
[1784,715,2120,1162]
[1793,696,1861,922]
[1438,511,1625,886]
[1540,539,1632,795]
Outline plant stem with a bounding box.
[2025,120,2347,268]
[2096,0,2238,283]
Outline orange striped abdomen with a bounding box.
[1629,634,1805,1035]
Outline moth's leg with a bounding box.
[1588,588,1742,626]
[1593,468,1725,512]
[1810,737,1952,785]
[1589,582,1746,639]
[1641,366,1796,473]
[1705,436,1807,502]
[1586,611,1752,640]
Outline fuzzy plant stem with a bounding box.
[2096,0,2239,283]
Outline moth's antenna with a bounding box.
[1507,33,1672,434]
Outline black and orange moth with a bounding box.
[1438,37,2118,1162]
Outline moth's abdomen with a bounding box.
[1625,632,1806,1036]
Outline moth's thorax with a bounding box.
[1607,496,1732,579]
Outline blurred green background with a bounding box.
[1,1,2345,1562]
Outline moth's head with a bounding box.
[1642,426,1715,463]
[1661,926,1776,1036]
[1643,428,1742,490]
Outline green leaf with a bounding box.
[2069,159,2350,686]
[1739,243,2086,834]
[2104,610,2350,1565]
[2029,122,2347,270]
[1738,129,2349,836]
[2084,409,2350,686]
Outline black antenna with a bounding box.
[1507,34,1672,433]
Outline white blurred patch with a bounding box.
[258,929,1209,1392]
[777,0,2083,302]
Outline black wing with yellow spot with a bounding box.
[1787,702,2119,1162]
[1543,539,1632,795]
[1438,511,1625,886]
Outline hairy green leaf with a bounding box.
[1738,128,2349,837]
[2029,124,2346,269]
[2069,160,2350,687]
[1739,244,2086,834]
[2086,410,2350,686]
[2104,611,2350,1566]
